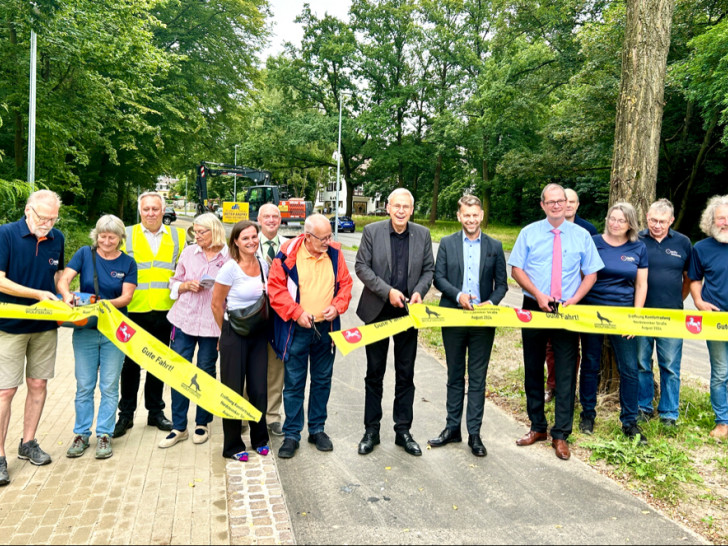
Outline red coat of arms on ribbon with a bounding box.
[685,315,702,335]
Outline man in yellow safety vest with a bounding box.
[113,192,186,438]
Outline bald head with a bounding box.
[258,203,281,239]
[564,188,580,221]
[304,214,333,257]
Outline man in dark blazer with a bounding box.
[427,195,508,457]
[355,188,435,456]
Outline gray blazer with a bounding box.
[434,230,508,309]
[355,220,435,323]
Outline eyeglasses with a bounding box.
[306,232,333,243]
[193,228,210,237]
[30,205,59,225]
[543,199,566,207]
[647,218,669,227]
[607,217,628,225]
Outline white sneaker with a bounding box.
[158,429,188,448]
[192,425,209,445]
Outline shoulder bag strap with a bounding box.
[91,246,100,297]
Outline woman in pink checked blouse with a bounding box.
[158,212,230,449]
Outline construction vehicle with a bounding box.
[195,162,312,224]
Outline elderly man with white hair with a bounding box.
[689,194,728,441]
[268,214,353,459]
[113,191,186,438]
[0,190,65,485]
[355,188,435,457]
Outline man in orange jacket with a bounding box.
[268,214,353,459]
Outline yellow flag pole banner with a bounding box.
[332,303,728,355]
[0,301,261,422]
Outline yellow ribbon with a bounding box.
[331,303,728,355]
[0,301,261,421]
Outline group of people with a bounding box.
[0,185,727,486]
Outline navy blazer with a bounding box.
[434,230,508,309]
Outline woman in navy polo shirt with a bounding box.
[579,202,648,443]
[57,215,137,460]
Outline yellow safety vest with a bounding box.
[123,224,186,313]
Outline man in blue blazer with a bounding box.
[427,195,508,457]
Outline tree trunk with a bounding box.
[674,110,719,230]
[429,153,442,224]
[481,133,491,229]
[609,0,675,221]
[604,0,675,394]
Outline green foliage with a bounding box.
[0,178,32,223]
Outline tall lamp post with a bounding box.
[28,29,37,192]
[233,144,239,202]
[334,94,344,240]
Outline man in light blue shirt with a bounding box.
[508,183,603,460]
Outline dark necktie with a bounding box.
[266,240,276,262]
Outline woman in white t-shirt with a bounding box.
[211,220,270,461]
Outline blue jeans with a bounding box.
[707,340,728,425]
[282,324,335,442]
[170,328,218,431]
[72,328,125,437]
[580,333,640,427]
[636,336,683,420]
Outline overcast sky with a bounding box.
[261,0,352,59]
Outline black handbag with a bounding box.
[227,258,269,337]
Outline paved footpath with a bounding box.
[0,328,294,545]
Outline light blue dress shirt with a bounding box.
[508,218,604,300]
[458,231,482,304]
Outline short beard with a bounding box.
[711,225,728,244]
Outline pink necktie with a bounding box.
[550,229,562,300]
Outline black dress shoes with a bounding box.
[358,431,380,455]
[112,416,133,438]
[395,432,422,456]
[468,434,487,457]
[147,413,173,431]
[428,428,462,447]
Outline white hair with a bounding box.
[138,191,166,213]
[90,215,126,249]
[27,189,62,209]
[387,188,415,206]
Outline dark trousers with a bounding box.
[521,297,579,440]
[219,320,268,456]
[442,325,495,435]
[118,310,171,419]
[364,308,418,434]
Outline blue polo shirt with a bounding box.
[508,218,604,300]
[688,237,728,312]
[574,214,598,236]
[67,246,138,315]
[639,229,692,309]
[583,235,648,307]
[0,218,65,333]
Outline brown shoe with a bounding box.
[544,389,555,404]
[516,431,548,446]
[552,439,570,460]
[710,424,728,441]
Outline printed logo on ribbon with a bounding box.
[342,328,363,344]
[514,308,532,323]
[116,322,136,343]
[685,315,702,334]
[188,373,201,392]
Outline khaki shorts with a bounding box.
[0,329,58,389]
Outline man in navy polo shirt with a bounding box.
[689,194,728,441]
[636,199,692,427]
[0,190,65,486]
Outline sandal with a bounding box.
[232,451,248,462]
[256,446,270,456]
